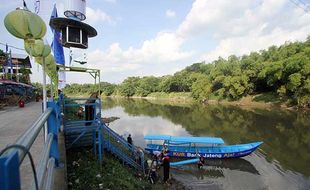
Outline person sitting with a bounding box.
[149,160,158,184]
[197,154,205,169]
[77,106,84,119]
[152,151,161,166]
[85,91,101,126]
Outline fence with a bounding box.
[102,123,145,172]
[62,97,103,162]
[0,95,145,190]
[62,97,145,172]
[0,96,62,190]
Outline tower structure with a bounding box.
[49,0,97,49]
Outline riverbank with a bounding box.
[64,92,309,111]
[206,93,310,111]
[206,95,288,109]
[67,148,187,190]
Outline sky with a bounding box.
[1,0,310,84]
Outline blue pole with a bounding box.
[98,126,102,163]
[0,151,21,190]
[93,131,96,155]
[101,124,104,161]
[47,101,59,166]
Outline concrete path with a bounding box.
[0,101,67,190]
[0,102,42,150]
[0,102,45,189]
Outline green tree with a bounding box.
[100,82,117,96]
[191,73,212,102]
[136,76,160,96]
[61,37,310,108]
[118,77,140,97]
[287,73,302,92]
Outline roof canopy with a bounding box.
[0,79,34,88]
[57,64,100,74]
[0,53,32,68]
[144,135,225,144]
[50,17,97,37]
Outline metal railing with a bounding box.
[102,123,145,172]
[62,97,103,162]
[0,96,62,190]
[0,94,146,190]
[63,97,145,172]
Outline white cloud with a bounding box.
[203,26,310,62]
[86,32,193,82]
[166,9,176,18]
[85,7,113,24]
[174,0,310,62]
[65,0,310,84]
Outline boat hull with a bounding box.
[145,142,263,159]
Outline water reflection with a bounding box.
[102,97,310,190]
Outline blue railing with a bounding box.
[63,97,145,172]
[63,97,103,162]
[0,96,62,190]
[102,123,145,172]
[0,94,146,190]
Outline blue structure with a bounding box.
[145,135,263,159]
[62,96,145,171]
[0,96,63,190]
[144,135,225,144]
[170,158,200,166]
[1,0,144,188]
[63,97,104,162]
[0,92,145,189]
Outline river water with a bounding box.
[101,97,310,190]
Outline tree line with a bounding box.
[62,37,310,107]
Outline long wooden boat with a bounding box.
[144,135,263,159]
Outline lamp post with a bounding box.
[4,7,58,141]
[25,39,51,116]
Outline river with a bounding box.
[101,97,310,190]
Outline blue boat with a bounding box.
[144,135,263,159]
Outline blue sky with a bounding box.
[1,0,310,84]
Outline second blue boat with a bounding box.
[144,134,263,159]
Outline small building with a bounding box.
[0,53,32,84]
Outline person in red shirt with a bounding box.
[162,154,170,183]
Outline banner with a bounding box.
[50,4,66,89]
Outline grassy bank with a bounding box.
[205,92,298,110]
[64,92,192,100]
[67,148,149,190]
[146,92,192,100]
[63,91,307,111]
[66,148,185,190]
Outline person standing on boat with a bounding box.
[162,143,169,155]
[162,154,170,184]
